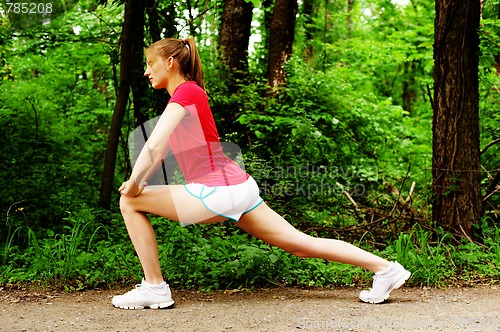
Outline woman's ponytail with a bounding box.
[182,38,205,90]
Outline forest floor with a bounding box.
[1,285,499,332]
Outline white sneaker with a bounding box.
[112,279,175,309]
[359,261,411,304]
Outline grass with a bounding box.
[1,206,499,291]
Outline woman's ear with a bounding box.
[167,56,174,69]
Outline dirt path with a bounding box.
[1,286,499,332]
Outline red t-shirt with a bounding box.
[168,81,249,186]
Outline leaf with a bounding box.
[418,41,433,49]
[243,0,260,7]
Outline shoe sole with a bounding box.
[113,300,175,310]
[360,270,411,304]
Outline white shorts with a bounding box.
[184,176,263,223]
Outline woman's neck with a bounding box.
[167,74,188,96]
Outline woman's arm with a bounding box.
[119,102,187,196]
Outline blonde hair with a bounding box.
[145,37,205,90]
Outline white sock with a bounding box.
[143,279,167,289]
[375,262,394,275]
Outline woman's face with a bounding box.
[144,56,170,90]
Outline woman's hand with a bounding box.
[118,179,147,197]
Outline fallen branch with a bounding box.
[483,186,500,203]
[481,165,493,180]
[459,224,475,245]
[335,182,358,209]
[480,138,500,155]
[404,181,416,204]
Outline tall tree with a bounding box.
[302,0,317,60]
[267,0,298,89]
[99,0,146,210]
[145,0,176,118]
[402,61,417,115]
[257,0,274,68]
[219,0,254,91]
[432,0,482,236]
[346,0,355,36]
[131,10,147,128]
[146,0,161,43]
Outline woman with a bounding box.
[112,38,410,309]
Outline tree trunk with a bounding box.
[402,61,416,116]
[346,0,355,37]
[495,5,500,75]
[146,0,161,43]
[219,0,254,90]
[98,0,146,210]
[432,0,482,235]
[131,8,147,128]
[258,0,274,67]
[303,0,315,41]
[267,0,298,90]
[302,0,317,61]
[146,0,175,117]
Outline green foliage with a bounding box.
[1,206,136,290]
[230,57,431,223]
[478,18,500,211]
[0,3,119,242]
[140,217,368,290]
[0,209,370,290]
[382,223,500,287]
[389,227,454,286]
[2,209,499,290]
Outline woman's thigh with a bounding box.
[120,185,227,224]
[237,203,311,251]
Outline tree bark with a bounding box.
[146,0,175,117]
[302,0,317,61]
[146,0,161,43]
[99,0,146,210]
[219,0,254,91]
[303,0,315,41]
[432,0,482,235]
[267,0,298,90]
[258,0,274,67]
[402,61,416,116]
[495,5,500,75]
[131,8,147,128]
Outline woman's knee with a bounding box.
[282,235,316,258]
[119,195,136,215]
[289,247,314,258]
[289,248,310,258]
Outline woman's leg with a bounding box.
[238,202,411,303]
[119,185,227,284]
[237,202,389,273]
